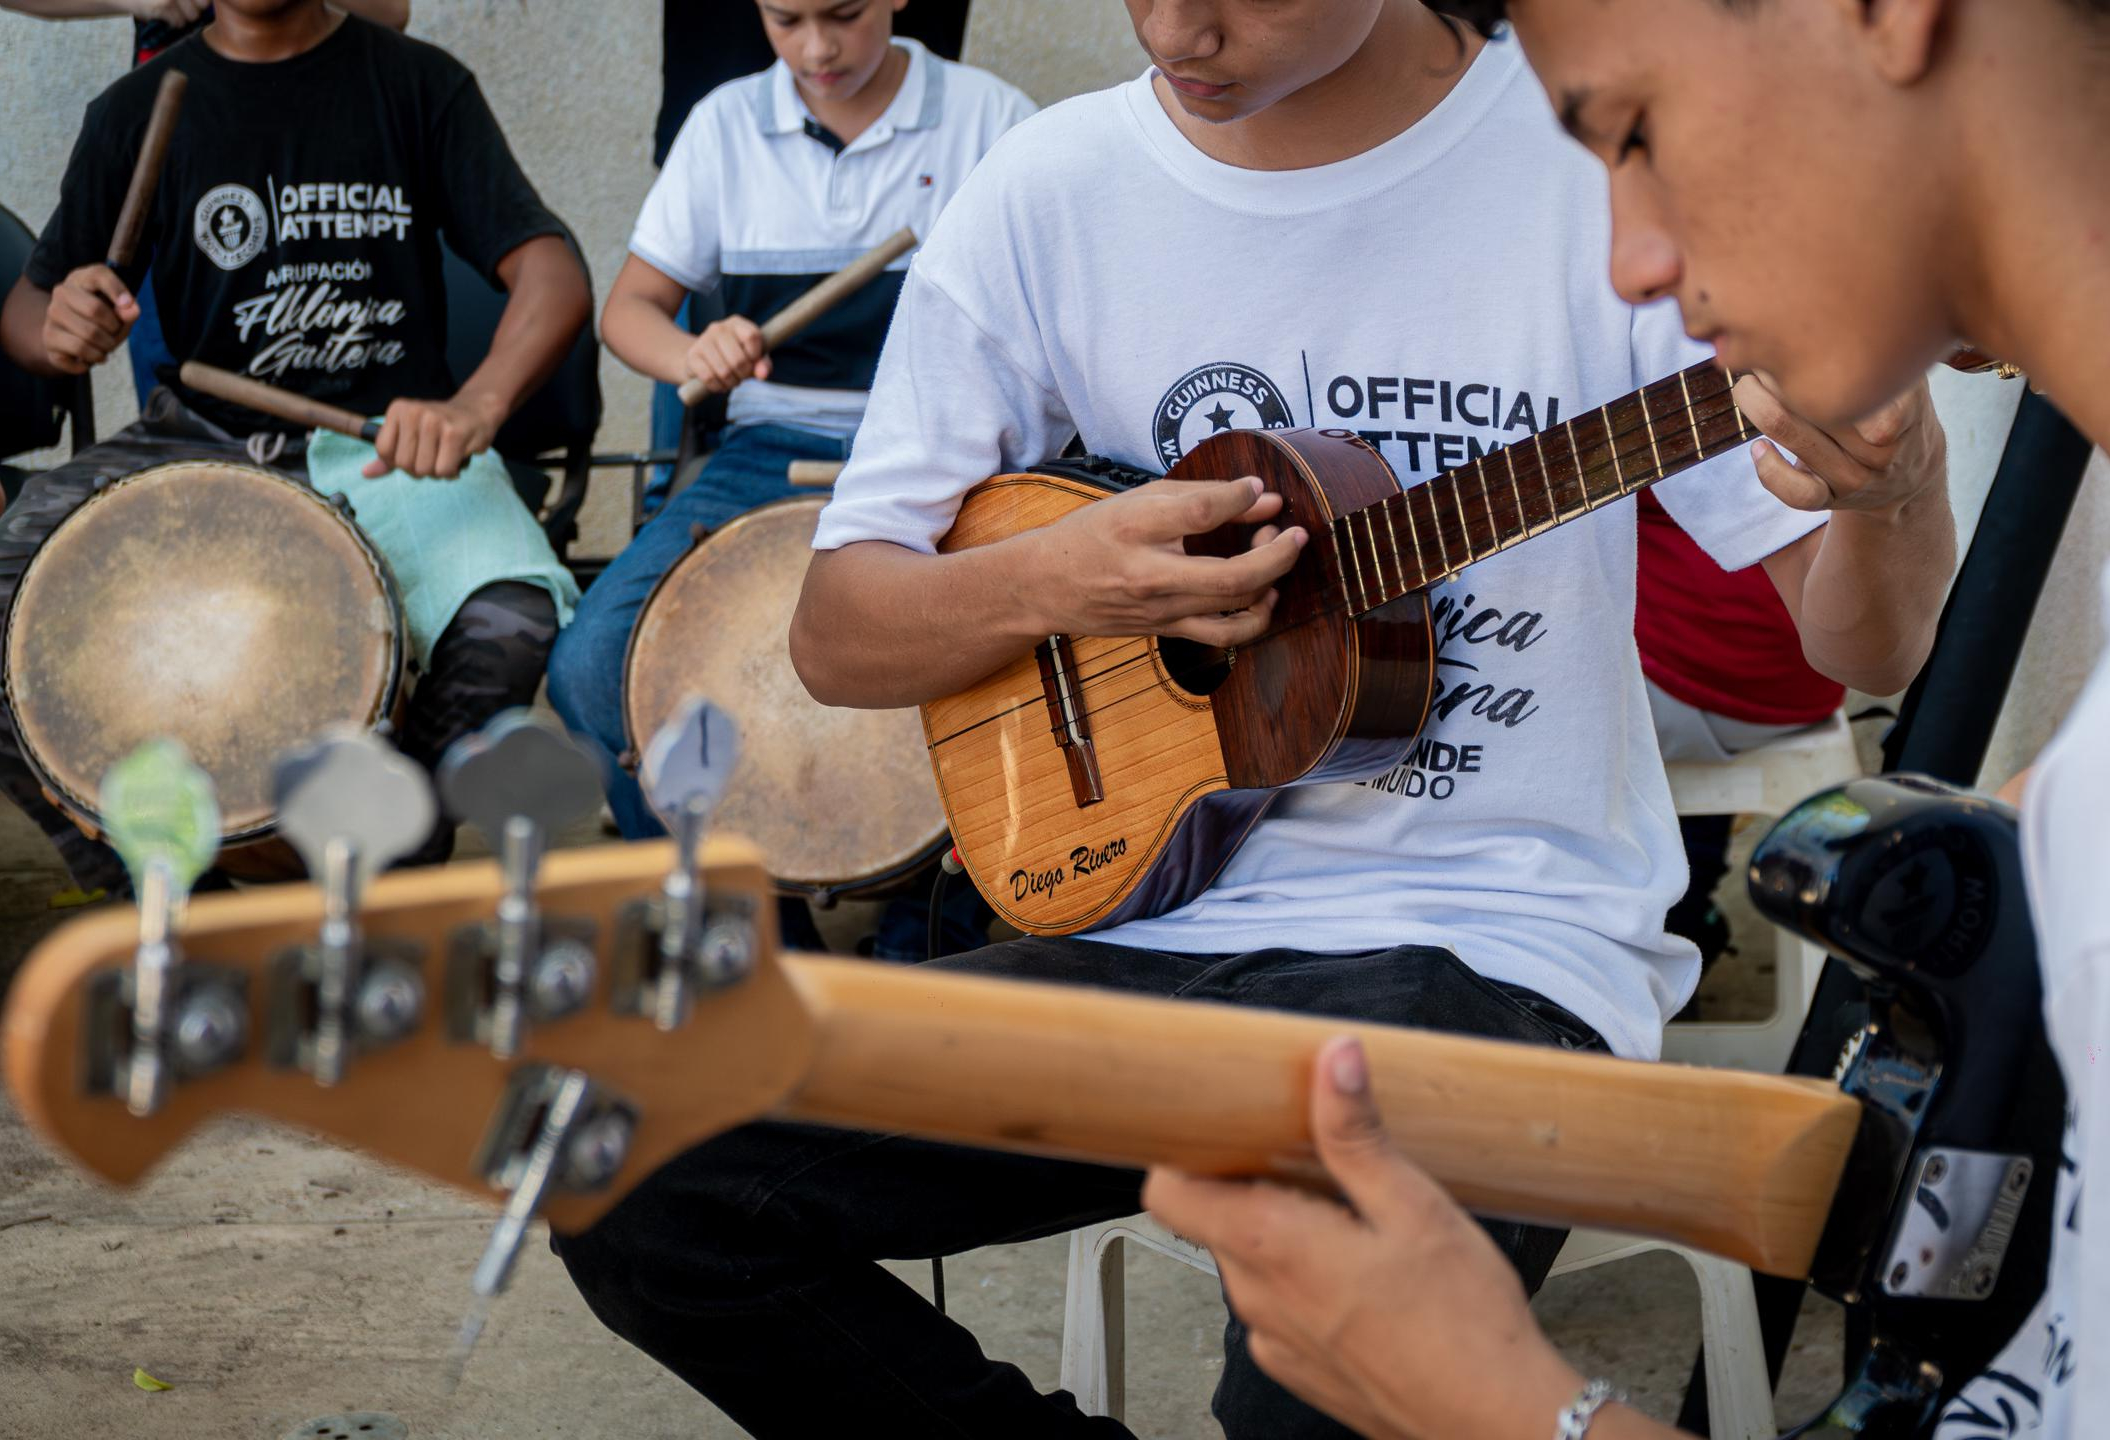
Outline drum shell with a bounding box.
[4,460,407,871]
[620,495,947,901]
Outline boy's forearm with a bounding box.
[602,288,697,388]
[1796,487,1956,696]
[1,2,133,17]
[1,279,59,376]
[791,537,1054,709]
[452,233,589,426]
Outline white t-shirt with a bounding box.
[632,38,1035,438]
[816,37,1822,1059]
[1939,561,2110,1437]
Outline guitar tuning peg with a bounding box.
[438,709,603,852]
[436,711,606,1060]
[270,729,438,1086]
[635,699,750,1030]
[101,737,221,898]
[97,741,242,1117]
[450,1064,636,1388]
[641,695,743,835]
[274,727,436,889]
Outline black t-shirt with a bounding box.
[31,17,563,433]
[655,0,971,165]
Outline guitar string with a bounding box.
[927,383,1748,751]
[928,384,1747,751]
[1088,384,1751,693]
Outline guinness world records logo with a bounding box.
[193,184,268,272]
[1152,361,1296,465]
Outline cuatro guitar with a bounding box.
[922,360,1755,935]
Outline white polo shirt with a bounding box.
[633,37,1036,438]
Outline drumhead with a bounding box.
[5,461,403,844]
[622,495,946,895]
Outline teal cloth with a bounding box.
[305,429,580,670]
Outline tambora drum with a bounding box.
[622,494,946,901]
[5,461,404,859]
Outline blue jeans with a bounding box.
[643,294,702,519]
[547,422,852,838]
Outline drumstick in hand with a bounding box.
[179,361,381,443]
[107,70,188,272]
[677,227,917,407]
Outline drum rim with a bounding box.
[1,458,408,848]
[619,493,947,897]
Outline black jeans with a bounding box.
[554,934,1605,1439]
[0,390,557,888]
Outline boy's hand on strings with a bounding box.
[684,315,772,396]
[1735,373,1944,518]
[1029,477,1306,647]
[43,264,138,375]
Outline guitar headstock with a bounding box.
[2,803,814,1235]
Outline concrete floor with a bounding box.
[0,800,1850,1440]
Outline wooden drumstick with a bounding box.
[179,361,381,443]
[786,460,843,488]
[677,227,917,407]
[107,70,188,272]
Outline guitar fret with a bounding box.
[1396,491,1429,583]
[1342,514,1371,611]
[1599,404,1624,504]
[1449,478,1477,563]
[1473,456,1496,540]
[1355,506,1388,604]
[1379,500,1410,592]
[1677,368,1704,463]
[1564,423,1586,519]
[1349,507,1371,602]
[1725,366,1753,440]
[1638,388,1663,485]
[1415,482,1455,576]
[1531,433,1560,522]
[1501,445,1531,536]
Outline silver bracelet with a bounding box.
[1554,1378,1625,1440]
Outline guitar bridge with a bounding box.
[1037,635,1104,808]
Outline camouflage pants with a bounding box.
[0,391,557,889]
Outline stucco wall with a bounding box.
[0,2,2101,785]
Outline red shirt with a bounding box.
[1634,490,1843,725]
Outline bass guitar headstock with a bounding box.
[1,707,814,1240]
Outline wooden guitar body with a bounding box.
[924,432,1435,935]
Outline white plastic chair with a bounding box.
[1056,1215,1777,1438]
[1660,709,1863,1073]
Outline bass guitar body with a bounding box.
[923,431,1436,936]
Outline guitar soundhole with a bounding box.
[1157,637,1232,697]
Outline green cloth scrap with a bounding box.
[132,1367,172,1392]
[305,429,579,670]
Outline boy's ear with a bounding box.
[1846,0,1949,86]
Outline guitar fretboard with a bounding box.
[1327,360,1754,611]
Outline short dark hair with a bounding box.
[1426,0,2108,34]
